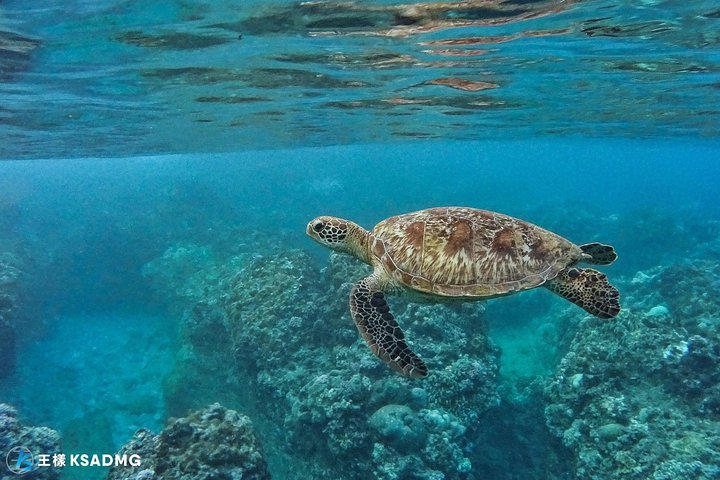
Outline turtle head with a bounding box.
[307,216,370,263]
[307,216,352,250]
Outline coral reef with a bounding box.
[142,215,720,480]
[228,251,498,479]
[140,243,235,314]
[656,261,720,324]
[106,403,269,480]
[0,404,62,479]
[0,317,15,379]
[0,252,23,379]
[144,244,500,479]
[544,260,720,479]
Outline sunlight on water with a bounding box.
[1,0,719,158]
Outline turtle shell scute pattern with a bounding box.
[371,207,581,297]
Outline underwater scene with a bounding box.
[1,0,720,479]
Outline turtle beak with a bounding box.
[306,221,319,240]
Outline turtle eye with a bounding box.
[313,221,324,232]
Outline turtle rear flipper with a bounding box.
[546,268,620,319]
[580,242,617,265]
[350,274,428,379]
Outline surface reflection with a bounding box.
[0,0,719,158]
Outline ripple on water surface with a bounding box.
[0,0,719,158]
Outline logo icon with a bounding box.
[6,446,34,474]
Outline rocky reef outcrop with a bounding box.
[0,252,24,379]
[0,316,15,379]
[544,260,720,480]
[141,214,720,479]
[0,403,62,479]
[145,239,500,479]
[106,403,269,480]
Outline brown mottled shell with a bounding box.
[370,207,583,297]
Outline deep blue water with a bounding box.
[1,1,720,480]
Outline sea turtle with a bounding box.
[306,207,620,379]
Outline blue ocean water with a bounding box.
[1,1,720,480]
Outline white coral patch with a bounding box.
[663,340,689,360]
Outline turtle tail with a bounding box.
[580,242,617,265]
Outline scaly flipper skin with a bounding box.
[349,274,428,378]
[580,242,617,265]
[546,267,620,319]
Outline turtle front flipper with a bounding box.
[350,274,428,379]
[546,268,620,319]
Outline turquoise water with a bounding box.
[2,1,720,480]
